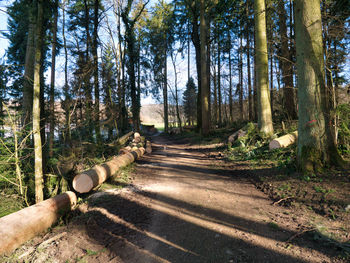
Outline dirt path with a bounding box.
[9,136,345,263]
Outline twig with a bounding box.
[37,232,67,249]
[286,228,316,243]
[272,197,292,205]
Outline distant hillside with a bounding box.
[140,104,164,124]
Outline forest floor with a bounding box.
[3,134,350,263]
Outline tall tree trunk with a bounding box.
[246,4,253,121]
[33,0,44,203]
[207,21,211,127]
[254,0,274,135]
[192,20,201,131]
[295,0,343,172]
[228,37,233,122]
[62,0,71,144]
[83,0,93,139]
[278,0,297,119]
[253,31,258,121]
[22,1,36,127]
[49,0,58,157]
[239,32,244,121]
[163,47,168,133]
[188,22,191,81]
[270,47,274,117]
[200,0,209,135]
[217,35,222,125]
[213,55,218,125]
[117,9,127,132]
[93,0,101,142]
[171,53,182,130]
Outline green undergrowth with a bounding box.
[0,194,24,217]
[226,122,297,172]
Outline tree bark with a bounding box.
[217,34,222,125]
[200,0,209,135]
[278,0,297,119]
[295,0,343,172]
[93,0,101,142]
[163,47,168,133]
[254,0,274,135]
[33,0,44,203]
[49,0,58,157]
[239,32,244,121]
[22,1,36,127]
[73,147,145,193]
[246,4,253,121]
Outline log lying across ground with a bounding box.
[0,191,77,255]
[269,131,298,150]
[116,131,134,145]
[73,147,146,193]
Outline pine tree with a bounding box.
[183,77,197,126]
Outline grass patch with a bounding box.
[0,195,25,218]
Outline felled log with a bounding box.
[133,132,141,143]
[146,140,152,154]
[72,147,145,193]
[0,191,77,255]
[117,131,134,145]
[118,146,132,155]
[269,131,298,150]
[228,129,247,144]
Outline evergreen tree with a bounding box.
[183,77,197,125]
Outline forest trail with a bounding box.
[11,136,343,263]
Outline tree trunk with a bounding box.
[83,0,93,140]
[33,0,44,203]
[278,0,297,119]
[228,36,233,122]
[200,0,209,135]
[254,0,274,135]
[239,32,244,121]
[49,0,58,157]
[62,0,71,144]
[213,55,218,125]
[93,0,101,142]
[22,1,36,127]
[206,21,211,127]
[295,0,343,172]
[247,4,253,121]
[0,192,77,255]
[189,1,201,131]
[217,35,222,125]
[163,47,168,133]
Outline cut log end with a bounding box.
[72,173,94,193]
[269,131,298,150]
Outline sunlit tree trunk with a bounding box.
[93,0,101,142]
[49,0,58,157]
[200,0,209,135]
[254,0,273,135]
[246,4,253,121]
[23,1,36,127]
[278,0,297,119]
[295,0,343,172]
[33,0,44,203]
[217,35,222,125]
[239,32,243,121]
[164,47,168,133]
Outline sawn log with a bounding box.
[72,147,146,193]
[269,131,298,150]
[0,191,77,255]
